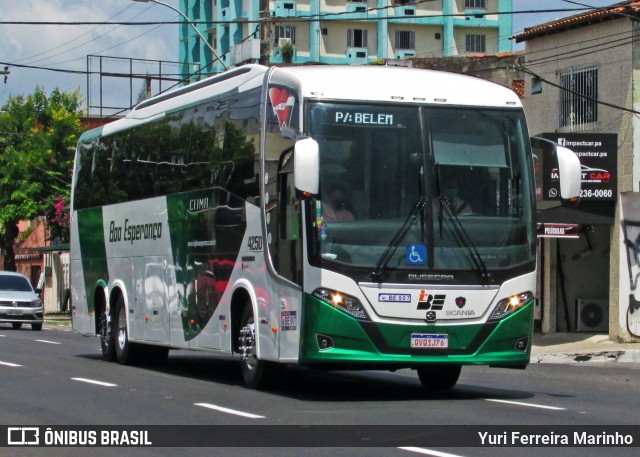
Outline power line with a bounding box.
[14,3,141,65]
[518,65,640,116]
[525,31,639,69]
[0,8,593,26]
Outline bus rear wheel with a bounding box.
[238,304,274,389]
[99,309,116,361]
[114,295,141,365]
[417,365,461,391]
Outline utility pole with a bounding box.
[1,66,9,83]
[259,0,272,66]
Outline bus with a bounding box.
[70,64,580,390]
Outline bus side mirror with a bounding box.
[531,137,581,210]
[555,145,581,200]
[294,137,319,196]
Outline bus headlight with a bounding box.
[488,291,534,321]
[312,288,369,321]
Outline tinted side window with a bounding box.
[73,87,261,210]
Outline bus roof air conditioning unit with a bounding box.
[575,299,609,332]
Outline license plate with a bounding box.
[7,309,23,316]
[411,333,448,349]
[280,311,297,330]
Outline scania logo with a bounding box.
[12,301,18,308]
[455,297,466,308]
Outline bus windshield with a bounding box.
[306,102,535,283]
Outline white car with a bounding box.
[0,271,43,331]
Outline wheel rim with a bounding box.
[239,317,257,371]
[117,307,127,351]
[99,313,110,344]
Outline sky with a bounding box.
[0,0,621,115]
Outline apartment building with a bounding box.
[178,0,513,76]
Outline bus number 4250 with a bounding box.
[247,236,263,251]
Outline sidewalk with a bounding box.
[44,312,72,327]
[44,313,640,364]
[532,332,640,364]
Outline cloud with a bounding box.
[0,0,176,107]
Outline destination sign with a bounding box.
[334,111,395,126]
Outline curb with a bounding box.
[532,350,640,364]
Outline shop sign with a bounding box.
[540,133,617,202]
[537,223,580,238]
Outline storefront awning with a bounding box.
[537,202,615,225]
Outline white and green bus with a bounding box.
[71,64,579,390]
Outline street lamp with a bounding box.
[132,0,228,71]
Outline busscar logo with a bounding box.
[417,290,445,310]
[8,427,39,445]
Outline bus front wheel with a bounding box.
[417,365,461,391]
[238,304,274,389]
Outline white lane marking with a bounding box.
[71,377,117,387]
[35,339,61,345]
[486,398,566,410]
[399,447,466,457]
[0,361,21,367]
[194,402,265,419]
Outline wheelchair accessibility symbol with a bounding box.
[406,244,427,265]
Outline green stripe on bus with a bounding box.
[77,207,108,314]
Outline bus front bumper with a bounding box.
[299,294,533,369]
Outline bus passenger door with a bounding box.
[276,157,304,361]
[277,153,302,285]
[143,257,169,342]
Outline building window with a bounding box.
[275,25,296,45]
[465,34,486,53]
[465,0,486,8]
[347,29,368,48]
[395,31,415,50]
[559,66,598,128]
[394,0,417,5]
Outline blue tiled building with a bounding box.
[179,1,512,78]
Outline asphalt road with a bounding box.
[1,323,639,457]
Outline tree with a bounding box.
[0,86,83,271]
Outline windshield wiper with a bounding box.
[438,195,490,285]
[370,197,427,283]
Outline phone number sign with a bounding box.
[541,133,617,202]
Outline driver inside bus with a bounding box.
[440,176,472,215]
[323,187,355,221]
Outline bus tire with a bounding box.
[114,295,140,365]
[417,365,461,391]
[238,303,274,389]
[99,309,116,362]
